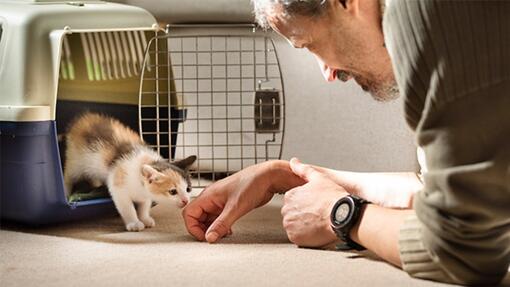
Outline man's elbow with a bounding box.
[399,214,510,285]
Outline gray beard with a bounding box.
[349,72,400,102]
[356,76,400,102]
[369,83,400,102]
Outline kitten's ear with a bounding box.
[142,165,162,184]
[172,155,197,170]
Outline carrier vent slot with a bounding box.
[0,24,3,49]
[60,36,75,80]
[60,31,152,81]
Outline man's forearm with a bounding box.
[357,172,422,208]
[350,204,414,267]
[316,168,422,208]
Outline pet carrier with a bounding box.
[0,1,285,225]
[0,0,160,224]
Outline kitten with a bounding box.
[64,112,196,231]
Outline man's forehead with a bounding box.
[268,13,309,43]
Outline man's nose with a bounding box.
[314,56,337,82]
[323,65,338,82]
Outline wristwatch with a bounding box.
[330,195,370,251]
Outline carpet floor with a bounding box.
[1,196,508,287]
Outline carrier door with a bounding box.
[139,25,285,188]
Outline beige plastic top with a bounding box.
[0,0,158,122]
[110,0,255,24]
[1,0,103,3]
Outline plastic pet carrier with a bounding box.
[0,1,285,225]
[0,0,161,224]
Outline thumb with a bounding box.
[205,207,239,243]
[289,157,321,182]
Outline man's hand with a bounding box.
[182,160,305,243]
[281,158,348,248]
[303,166,421,209]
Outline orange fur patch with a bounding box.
[67,113,143,149]
[102,148,115,166]
[149,169,182,195]
[113,167,127,187]
[67,112,144,167]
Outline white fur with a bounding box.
[64,142,110,193]
[67,144,190,232]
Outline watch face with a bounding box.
[335,202,351,223]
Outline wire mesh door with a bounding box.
[139,28,285,188]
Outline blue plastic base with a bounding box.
[0,121,117,225]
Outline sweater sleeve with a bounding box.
[404,82,510,285]
[383,0,510,285]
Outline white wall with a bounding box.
[273,35,418,172]
[110,0,419,172]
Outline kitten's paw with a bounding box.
[126,221,145,232]
[140,216,156,228]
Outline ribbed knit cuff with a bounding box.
[399,214,454,283]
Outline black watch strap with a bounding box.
[331,195,370,251]
[335,230,366,251]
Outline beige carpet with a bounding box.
[1,196,508,287]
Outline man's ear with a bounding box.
[331,0,359,16]
[344,0,360,15]
[172,155,197,171]
[142,165,162,184]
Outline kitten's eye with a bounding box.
[186,186,192,193]
[169,189,177,195]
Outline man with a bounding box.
[182,0,510,284]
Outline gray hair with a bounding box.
[251,0,328,29]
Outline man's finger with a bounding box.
[182,194,223,241]
[283,187,297,205]
[281,201,292,216]
[205,205,243,243]
[182,204,208,241]
[289,157,323,182]
[204,214,218,226]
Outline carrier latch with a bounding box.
[254,88,281,134]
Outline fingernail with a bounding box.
[206,231,219,243]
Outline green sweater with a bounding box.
[383,0,510,284]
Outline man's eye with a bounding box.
[169,189,177,195]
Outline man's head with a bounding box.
[252,0,399,102]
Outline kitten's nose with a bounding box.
[180,199,189,207]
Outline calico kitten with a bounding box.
[64,112,196,231]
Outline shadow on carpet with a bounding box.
[1,200,291,245]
